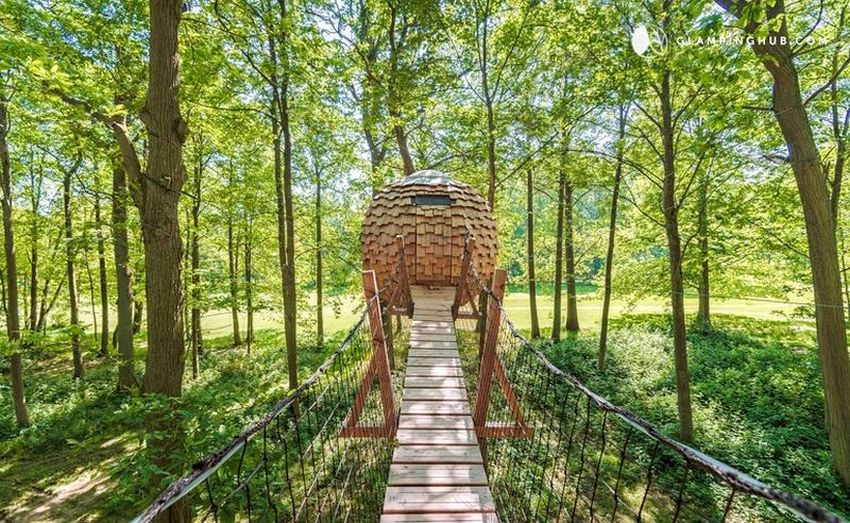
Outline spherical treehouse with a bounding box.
[361,170,498,291]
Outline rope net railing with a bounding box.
[133,302,391,522]
[454,260,844,523]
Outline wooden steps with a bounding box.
[382,286,498,522]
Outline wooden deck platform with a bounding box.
[381,287,498,522]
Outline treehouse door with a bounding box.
[414,195,454,285]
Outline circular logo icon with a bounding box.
[631,24,666,56]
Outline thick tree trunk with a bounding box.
[713,0,850,484]
[552,169,566,342]
[392,114,415,176]
[1,94,29,427]
[63,168,84,380]
[764,34,850,488]
[660,69,694,443]
[315,169,324,348]
[713,0,850,487]
[526,169,540,339]
[139,1,189,520]
[95,192,109,356]
[113,164,135,391]
[227,215,241,346]
[696,174,711,330]
[564,176,579,332]
[599,105,627,370]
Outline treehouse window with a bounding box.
[412,194,453,206]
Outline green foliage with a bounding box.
[542,313,850,518]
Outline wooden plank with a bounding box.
[393,445,483,464]
[401,400,470,415]
[409,340,457,349]
[405,366,464,377]
[406,357,461,368]
[412,320,454,327]
[383,486,496,514]
[398,415,474,430]
[404,376,465,388]
[407,349,460,359]
[403,388,468,401]
[388,464,488,486]
[397,429,478,445]
[410,334,457,342]
[381,514,499,522]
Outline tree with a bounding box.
[717,0,850,487]
[138,1,189,519]
[599,103,629,370]
[0,84,29,427]
[61,152,84,379]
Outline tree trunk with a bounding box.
[386,3,415,176]
[83,240,98,346]
[485,101,496,208]
[269,0,298,391]
[552,169,565,342]
[564,176,579,332]
[244,220,253,353]
[191,156,202,367]
[63,165,84,380]
[715,0,850,484]
[315,168,324,348]
[227,214,241,346]
[28,179,38,331]
[526,168,540,339]
[599,105,627,370]
[95,192,109,356]
[1,93,29,427]
[113,163,135,391]
[660,69,694,443]
[696,173,711,331]
[133,297,143,334]
[139,1,189,519]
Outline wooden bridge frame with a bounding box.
[339,270,398,438]
[473,268,532,440]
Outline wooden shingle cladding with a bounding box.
[362,170,498,292]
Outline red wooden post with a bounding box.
[452,237,476,319]
[396,235,413,317]
[362,270,397,437]
[473,268,507,432]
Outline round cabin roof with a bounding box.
[361,170,498,292]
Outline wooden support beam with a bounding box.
[340,270,398,438]
[473,269,506,431]
[472,269,532,446]
[452,237,476,319]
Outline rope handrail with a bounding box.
[461,263,845,523]
[132,306,372,523]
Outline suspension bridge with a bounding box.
[134,172,844,523]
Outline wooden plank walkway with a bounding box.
[381,287,499,522]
